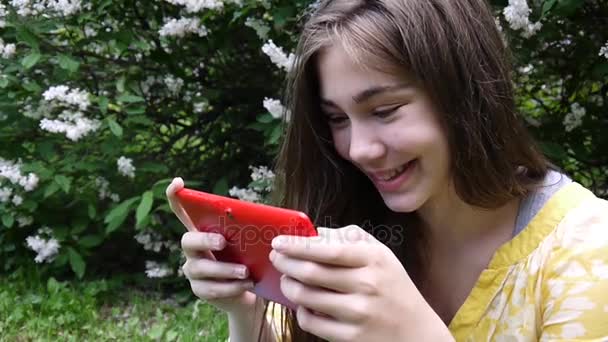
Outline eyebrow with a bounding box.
[320,83,410,108]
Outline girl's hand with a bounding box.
[166,177,259,315]
[269,225,453,342]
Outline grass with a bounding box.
[0,270,229,341]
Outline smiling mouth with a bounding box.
[369,160,416,182]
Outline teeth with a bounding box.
[379,163,407,181]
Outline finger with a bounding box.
[280,276,366,323]
[270,250,359,293]
[181,231,226,258]
[190,279,254,300]
[166,177,197,231]
[271,232,373,267]
[295,304,358,342]
[182,258,250,280]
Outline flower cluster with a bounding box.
[229,165,276,203]
[0,38,16,59]
[263,97,290,121]
[94,177,120,202]
[134,231,174,253]
[164,75,185,96]
[42,85,91,111]
[145,261,173,278]
[25,227,60,263]
[163,0,243,13]
[600,41,608,60]
[0,158,39,193]
[7,0,84,17]
[503,0,542,38]
[117,156,136,179]
[261,40,295,72]
[159,17,208,38]
[39,111,101,141]
[0,4,7,27]
[563,102,586,132]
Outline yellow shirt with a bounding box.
[268,182,608,341]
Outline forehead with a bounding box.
[316,45,409,102]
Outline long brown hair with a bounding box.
[261,0,549,340]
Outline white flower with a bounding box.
[262,40,295,72]
[229,186,261,203]
[0,186,12,203]
[8,0,82,17]
[94,176,120,201]
[17,216,33,227]
[503,0,542,38]
[0,39,16,59]
[12,195,23,206]
[163,0,243,13]
[134,232,167,252]
[145,261,173,278]
[0,4,7,27]
[45,0,82,16]
[563,102,586,132]
[42,85,91,111]
[263,97,291,121]
[159,17,208,38]
[164,75,184,96]
[26,231,60,263]
[193,101,209,113]
[40,111,101,141]
[0,158,39,192]
[599,41,608,59]
[249,165,275,192]
[117,156,136,178]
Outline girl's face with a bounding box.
[317,45,451,213]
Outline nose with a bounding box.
[348,122,385,164]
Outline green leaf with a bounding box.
[553,0,583,16]
[88,204,97,219]
[79,235,104,248]
[540,141,568,160]
[54,175,71,194]
[148,323,166,339]
[104,197,139,234]
[108,119,123,137]
[541,0,558,16]
[44,182,60,198]
[98,96,109,114]
[257,113,275,124]
[68,247,86,279]
[16,26,39,50]
[57,54,80,73]
[268,124,283,145]
[116,76,126,93]
[21,52,41,70]
[213,178,229,195]
[117,94,145,103]
[136,191,154,227]
[2,214,14,228]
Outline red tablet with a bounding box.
[175,188,318,310]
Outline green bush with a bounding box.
[0,0,606,281]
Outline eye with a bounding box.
[372,105,400,119]
[323,112,349,125]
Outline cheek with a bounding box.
[331,129,351,160]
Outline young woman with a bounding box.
[167,0,608,341]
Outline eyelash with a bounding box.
[327,106,399,124]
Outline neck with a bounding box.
[415,181,520,256]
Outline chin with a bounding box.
[381,192,424,213]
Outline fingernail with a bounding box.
[269,250,277,262]
[272,237,286,250]
[235,267,247,279]
[244,281,254,289]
